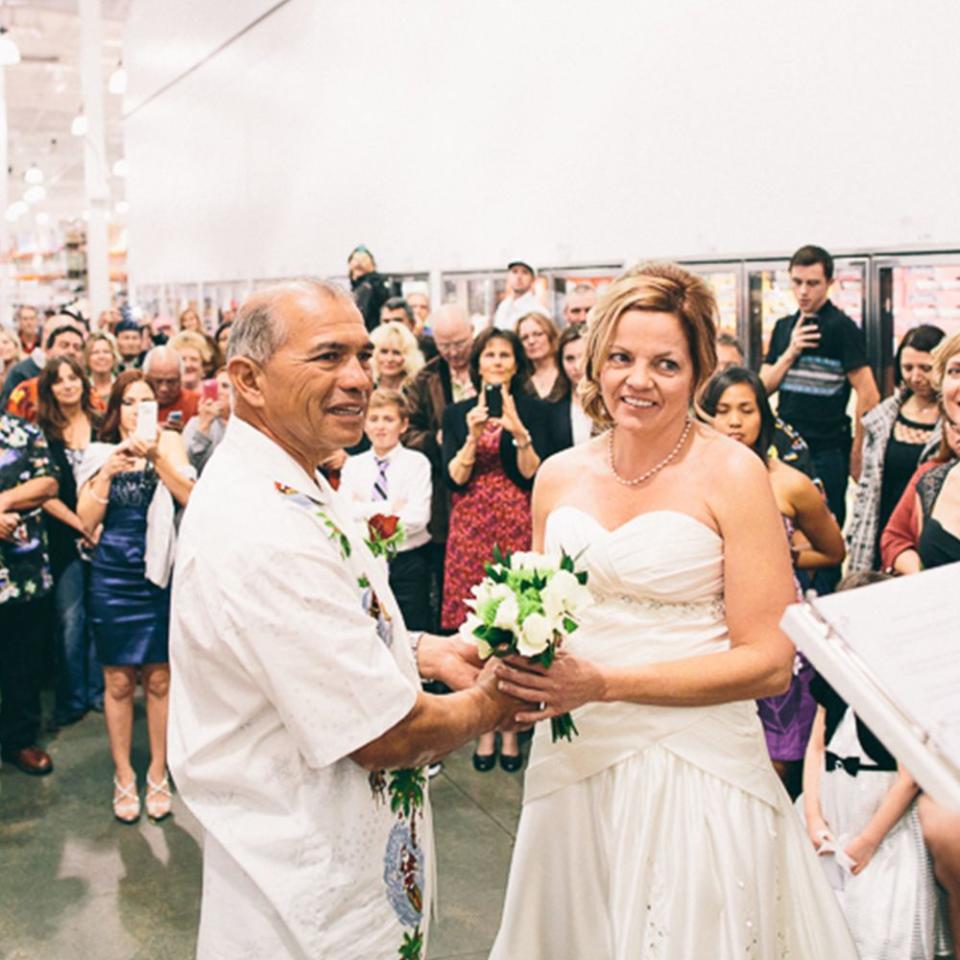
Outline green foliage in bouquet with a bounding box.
[462,546,593,742]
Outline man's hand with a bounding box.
[473,659,532,732]
[0,512,21,541]
[786,317,821,361]
[416,633,483,690]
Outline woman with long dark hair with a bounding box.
[550,323,592,448]
[442,327,556,771]
[701,365,844,794]
[77,370,195,822]
[37,356,103,726]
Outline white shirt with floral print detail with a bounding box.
[169,417,429,960]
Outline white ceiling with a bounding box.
[2,0,129,224]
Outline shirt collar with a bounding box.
[372,443,401,465]
[226,416,328,504]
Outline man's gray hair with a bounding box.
[227,278,350,366]
[143,345,185,376]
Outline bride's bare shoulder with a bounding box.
[691,421,768,485]
[535,436,607,495]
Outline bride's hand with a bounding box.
[494,652,607,725]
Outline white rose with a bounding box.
[493,592,520,632]
[535,553,561,573]
[460,614,493,659]
[465,581,490,613]
[517,611,553,657]
[543,569,594,619]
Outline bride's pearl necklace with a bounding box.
[607,416,693,487]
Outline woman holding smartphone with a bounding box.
[441,328,556,771]
[77,370,195,823]
[182,366,232,475]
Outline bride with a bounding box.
[488,263,858,959]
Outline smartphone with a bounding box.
[201,378,219,402]
[135,400,158,440]
[485,384,503,419]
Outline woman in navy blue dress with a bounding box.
[78,370,194,822]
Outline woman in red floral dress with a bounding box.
[441,328,557,771]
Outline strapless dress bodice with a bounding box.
[526,506,779,809]
[544,506,728,667]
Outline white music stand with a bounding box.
[781,563,960,813]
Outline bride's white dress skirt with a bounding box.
[489,507,858,959]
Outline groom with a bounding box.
[168,279,523,959]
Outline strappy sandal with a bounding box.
[145,773,172,822]
[113,776,140,824]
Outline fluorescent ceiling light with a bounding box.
[71,109,87,137]
[112,158,129,178]
[25,164,44,185]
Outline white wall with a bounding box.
[124,0,960,287]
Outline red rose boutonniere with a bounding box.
[366,513,405,560]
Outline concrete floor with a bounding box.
[0,699,523,960]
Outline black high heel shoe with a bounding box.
[472,751,497,772]
[499,751,523,773]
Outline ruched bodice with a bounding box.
[547,506,727,663]
[549,506,724,605]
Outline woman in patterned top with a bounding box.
[37,356,104,726]
[847,324,945,572]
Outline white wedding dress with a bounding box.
[489,507,858,960]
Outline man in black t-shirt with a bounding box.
[760,245,879,535]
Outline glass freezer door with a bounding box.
[874,253,960,396]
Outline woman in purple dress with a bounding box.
[701,366,845,795]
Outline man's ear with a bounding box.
[227,356,266,409]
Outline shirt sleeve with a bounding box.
[26,423,54,480]
[764,317,791,366]
[396,452,432,541]
[224,516,418,770]
[839,317,869,373]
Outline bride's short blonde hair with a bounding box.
[579,262,718,428]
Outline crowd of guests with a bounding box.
[1,243,958,957]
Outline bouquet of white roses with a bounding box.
[460,546,594,742]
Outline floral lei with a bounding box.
[275,482,426,958]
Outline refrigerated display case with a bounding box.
[538,266,621,326]
[682,262,743,340]
[874,254,960,394]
